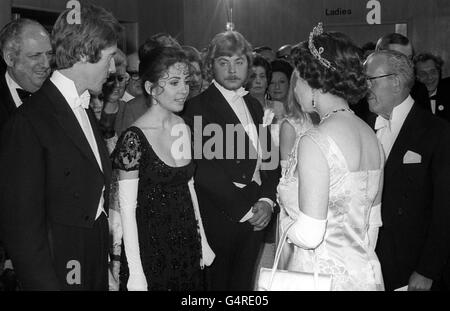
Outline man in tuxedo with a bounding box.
[0,3,122,290]
[183,31,280,290]
[414,52,450,123]
[0,18,52,132]
[364,50,450,291]
[375,33,430,108]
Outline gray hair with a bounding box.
[0,18,44,56]
[372,50,415,91]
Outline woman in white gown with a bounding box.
[277,24,385,291]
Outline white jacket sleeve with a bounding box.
[118,178,147,291]
[287,210,327,249]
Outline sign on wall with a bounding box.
[322,0,381,25]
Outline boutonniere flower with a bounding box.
[438,105,444,111]
[262,108,275,127]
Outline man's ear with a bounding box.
[3,50,16,67]
[392,75,402,94]
[144,80,153,96]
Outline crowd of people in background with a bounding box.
[0,1,449,291]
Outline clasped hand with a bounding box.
[248,201,272,231]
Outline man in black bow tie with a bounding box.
[182,31,280,290]
[414,52,450,123]
[0,3,121,290]
[0,19,52,132]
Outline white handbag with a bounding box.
[257,221,333,291]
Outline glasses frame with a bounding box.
[366,73,396,87]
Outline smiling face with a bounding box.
[269,71,289,102]
[5,24,52,92]
[416,59,440,94]
[147,62,190,113]
[213,53,248,90]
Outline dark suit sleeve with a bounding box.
[416,123,450,280]
[0,113,60,290]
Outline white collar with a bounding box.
[5,71,22,90]
[391,95,414,125]
[50,70,90,109]
[212,79,248,104]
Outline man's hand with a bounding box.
[408,271,433,291]
[248,201,272,231]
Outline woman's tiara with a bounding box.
[308,22,336,71]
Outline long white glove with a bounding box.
[187,178,215,268]
[118,178,147,291]
[367,203,382,251]
[287,210,327,249]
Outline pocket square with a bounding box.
[403,150,421,164]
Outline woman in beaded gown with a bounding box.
[111,46,214,291]
[277,25,385,291]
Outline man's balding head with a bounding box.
[0,19,52,92]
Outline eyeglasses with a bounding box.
[366,73,396,87]
[126,70,140,80]
[106,73,130,84]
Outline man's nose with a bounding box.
[228,63,236,73]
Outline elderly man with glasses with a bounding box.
[364,49,450,291]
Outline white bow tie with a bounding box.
[71,92,91,110]
[374,115,391,131]
[231,88,249,102]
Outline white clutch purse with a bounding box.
[257,221,332,291]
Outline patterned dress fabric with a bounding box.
[112,126,204,291]
[277,128,384,291]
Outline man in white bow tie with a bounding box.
[0,3,122,290]
[183,30,280,290]
[365,50,450,291]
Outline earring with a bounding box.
[312,89,316,108]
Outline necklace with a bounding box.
[320,108,354,122]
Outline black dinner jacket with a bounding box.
[374,100,450,290]
[182,83,280,223]
[0,67,17,132]
[0,79,112,289]
[431,77,450,122]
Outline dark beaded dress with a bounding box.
[112,126,204,291]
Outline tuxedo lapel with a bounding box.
[0,71,17,115]
[206,84,258,159]
[207,84,241,126]
[41,80,101,171]
[384,103,426,179]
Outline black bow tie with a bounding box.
[16,88,32,101]
[430,94,437,100]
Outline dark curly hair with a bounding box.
[292,31,367,105]
[139,46,189,106]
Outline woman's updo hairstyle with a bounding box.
[138,44,189,105]
[292,31,367,105]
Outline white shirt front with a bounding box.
[430,89,437,114]
[5,71,24,107]
[121,90,135,103]
[375,95,414,158]
[213,80,273,221]
[50,70,106,220]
